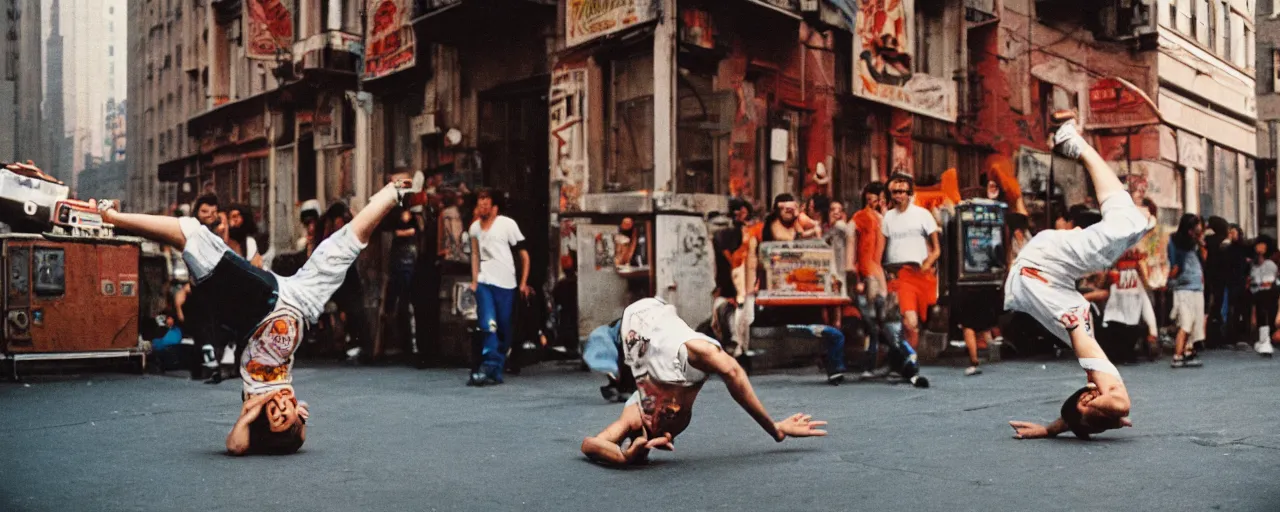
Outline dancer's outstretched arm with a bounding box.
[685,340,828,442]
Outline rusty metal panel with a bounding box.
[576,223,631,338]
[8,239,139,353]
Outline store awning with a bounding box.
[157,153,198,183]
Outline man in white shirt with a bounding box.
[90,178,418,455]
[1006,110,1148,440]
[469,188,533,386]
[881,173,941,350]
[581,298,829,465]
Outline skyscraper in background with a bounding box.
[52,0,125,190]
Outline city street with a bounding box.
[2,352,1278,512]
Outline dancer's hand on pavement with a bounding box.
[1008,421,1051,439]
[644,436,674,451]
[774,413,828,441]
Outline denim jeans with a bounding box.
[476,283,516,381]
[583,323,622,376]
[787,324,846,374]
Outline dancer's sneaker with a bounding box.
[600,384,622,402]
[1184,353,1204,367]
[1049,110,1087,160]
[910,375,930,388]
[827,371,846,386]
[964,365,982,376]
[1170,357,1186,369]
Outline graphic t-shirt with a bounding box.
[469,215,526,290]
[1103,248,1147,326]
[240,305,304,397]
[621,298,721,438]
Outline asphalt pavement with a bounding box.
[2,350,1278,512]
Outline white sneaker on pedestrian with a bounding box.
[1256,340,1275,357]
[964,365,982,376]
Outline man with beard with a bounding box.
[761,194,806,242]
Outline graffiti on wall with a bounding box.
[852,0,957,122]
[655,216,715,326]
[550,66,590,213]
[364,0,416,80]
[245,0,295,60]
[566,0,658,48]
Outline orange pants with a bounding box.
[888,265,938,321]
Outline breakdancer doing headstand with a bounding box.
[581,298,828,465]
[90,178,418,455]
[1005,111,1152,440]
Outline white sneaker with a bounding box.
[1256,340,1275,356]
[1050,111,1087,160]
[964,365,982,376]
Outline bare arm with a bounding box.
[226,393,273,455]
[1009,417,1070,439]
[1070,330,1131,417]
[873,229,886,270]
[174,286,188,324]
[580,405,652,466]
[518,249,532,295]
[922,232,941,271]
[470,235,481,290]
[685,340,783,441]
[686,340,829,442]
[394,228,416,238]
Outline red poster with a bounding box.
[1088,77,1162,130]
[245,0,294,60]
[364,0,416,80]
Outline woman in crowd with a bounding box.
[1248,235,1277,357]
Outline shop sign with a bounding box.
[245,0,295,60]
[364,0,416,80]
[852,0,957,121]
[566,0,658,48]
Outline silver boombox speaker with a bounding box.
[453,282,478,321]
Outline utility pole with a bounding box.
[348,1,372,210]
[652,0,676,194]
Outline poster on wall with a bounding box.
[852,0,957,122]
[566,0,658,48]
[1088,77,1162,130]
[550,66,589,213]
[244,0,295,60]
[757,241,839,299]
[364,0,416,80]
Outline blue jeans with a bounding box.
[476,283,516,381]
[787,325,846,374]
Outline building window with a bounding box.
[914,0,947,76]
[247,157,269,237]
[1169,0,1177,29]
[604,52,656,193]
[1222,2,1231,58]
[108,46,114,57]
[1245,25,1253,69]
[1273,49,1280,92]
[1190,0,1202,42]
[675,70,731,195]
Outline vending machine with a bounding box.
[942,199,1008,346]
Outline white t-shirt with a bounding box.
[469,215,526,290]
[881,204,938,266]
[245,237,259,260]
[1250,260,1277,293]
[621,298,720,385]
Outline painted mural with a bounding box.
[364,0,416,80]
[852,0,957,122]
[244,0,294,60]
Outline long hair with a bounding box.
[226,204,258,254]
[1171,213,1201,251]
